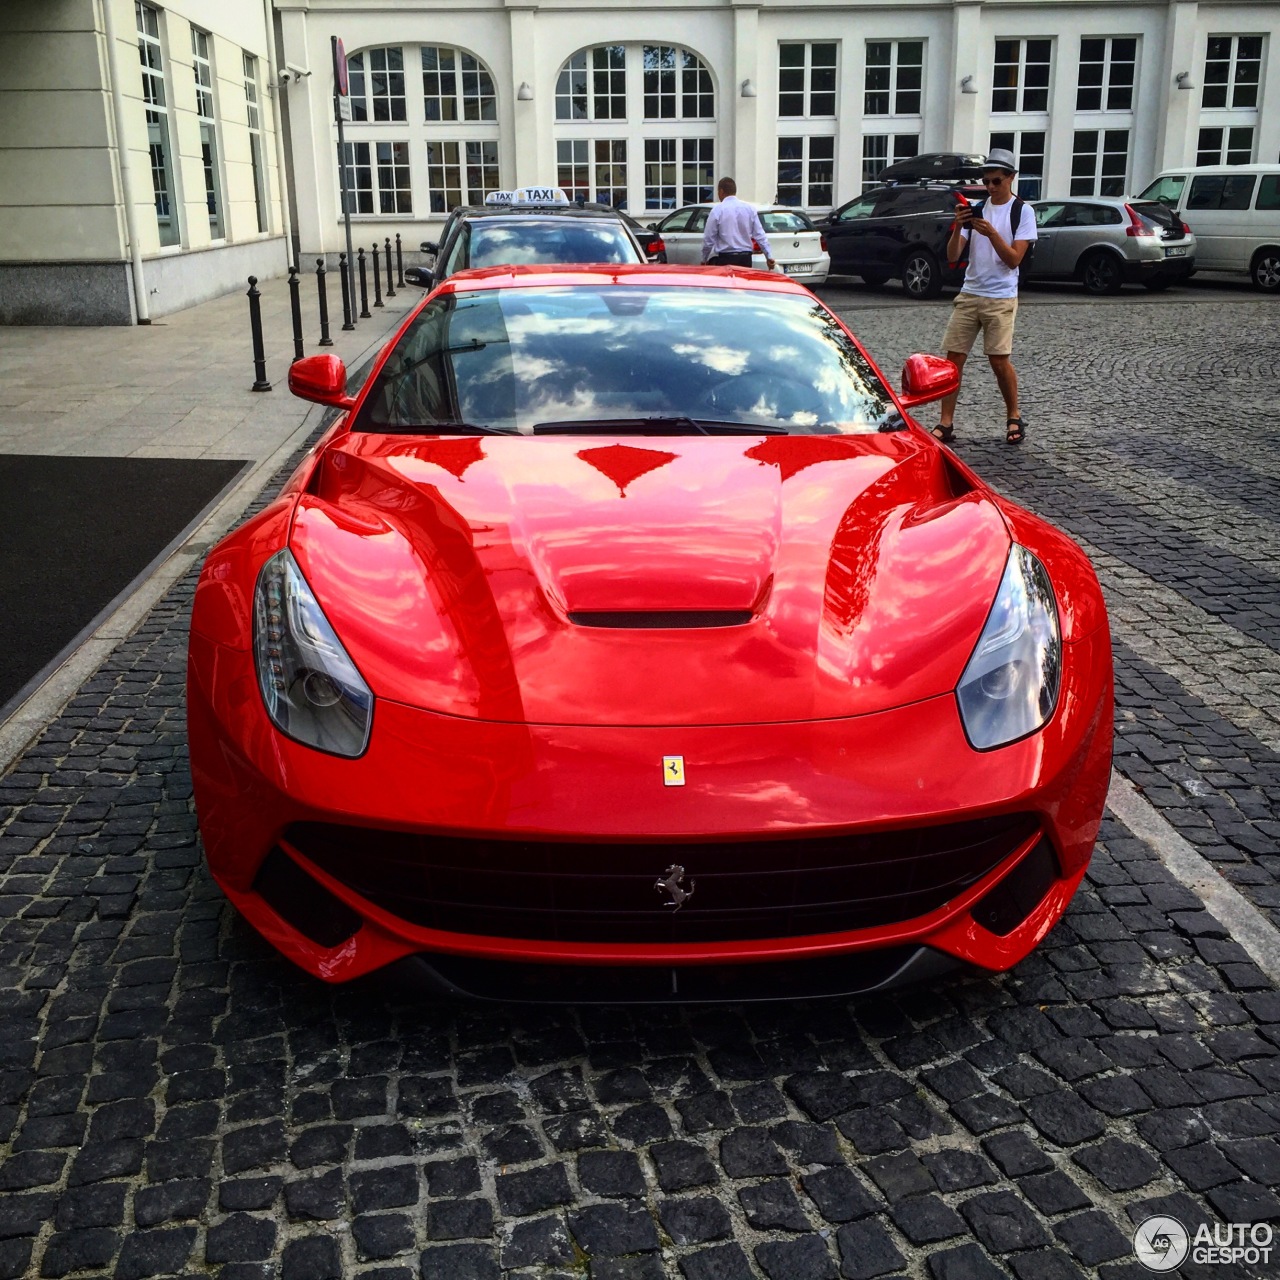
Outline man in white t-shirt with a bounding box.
[935,149,1038,445]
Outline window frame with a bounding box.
[860,133,920,189]
[1070,128,1130,197]
[992,38,1053,114]
[1202,34,1264,110]
[1075,35,1137,112]
[136,1,181,248]
[778,41,839,119]
[191,27,225,240]
[776,134,836,209]
[864,40,923,117]
[989,129,1047,199]
[243,52,269,234]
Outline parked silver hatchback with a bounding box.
[1026,197,1197,294]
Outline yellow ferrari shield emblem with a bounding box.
[662,755,686,786]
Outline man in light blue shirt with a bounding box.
[701,178,776,270]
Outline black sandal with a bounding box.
[1005,416,1026,444]
[932,423,955,443]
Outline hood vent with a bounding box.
[568,610,753,629]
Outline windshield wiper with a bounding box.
[532,416,789,436]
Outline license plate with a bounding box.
[783,262,814,274]
[1164,246,1188,258]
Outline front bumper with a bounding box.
[189,625,1112,989]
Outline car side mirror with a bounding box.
[288,354,355,408]
[646,223,658,232]
[404,266,433,289]
[898,353,960,409]
[420,241,439,255]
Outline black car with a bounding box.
[822,181,985,298]
[878,152,986,183]
[410,204,646,288]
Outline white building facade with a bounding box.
[276,0,1280,257]
[2,0,1276,323]
[0,0,288,324]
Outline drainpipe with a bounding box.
[100,0,150,323]
[262,0,296,268]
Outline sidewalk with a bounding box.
[0,275,416,462]
[0,280,417,768]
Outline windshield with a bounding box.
[356,285,898,436]
[1136,174,1186,206]
[468,220,640,268]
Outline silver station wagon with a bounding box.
[1027,196,1197,294]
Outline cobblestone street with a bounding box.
[1,284,1278,1280]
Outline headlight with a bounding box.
[956,545,1061,750]
[252,549,373,757]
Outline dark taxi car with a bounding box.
[823,181,984,298]
[410,192,646,288]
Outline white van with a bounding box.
[1135,164,1280,290]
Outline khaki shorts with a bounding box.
[941,292,1019,357]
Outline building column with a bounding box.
[949,0,984,152]
[506,5,544,188]
[1157,1,1200,171]
[278,8,326,256]
[731,4,759,198]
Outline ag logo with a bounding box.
[1133,1216,1189,1272]
[662,755,685,786]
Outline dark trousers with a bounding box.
[708,251,753,267]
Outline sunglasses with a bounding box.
[981,174,1012,185]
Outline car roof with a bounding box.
[449,206,639,223]
[1032,196,1133,204]
[1147,164,1280,176]
[675,203,809,213]
[860,181,986,195]
[432,262,810,295]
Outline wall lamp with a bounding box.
[1175,71,1195,90]
[740,78,757,98]
[517,81,533,100]
[960,75,978,94]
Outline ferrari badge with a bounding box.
[662,755,686,786]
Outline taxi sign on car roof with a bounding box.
[484,187,571,207]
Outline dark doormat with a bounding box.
[0,454,250,718]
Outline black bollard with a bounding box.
[247,276,271,391]
[316,257,333,346]
[384,237,396,298]
[395,233,404,288]
[287,265,304,363]
[371,243,384,308]
[357,247,371,318]
[339,252,355,331]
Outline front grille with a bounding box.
[283,813,1038,944]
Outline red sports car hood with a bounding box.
[290,432,1011,726]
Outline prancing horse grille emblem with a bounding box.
[655,864,695,910]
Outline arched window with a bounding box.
[554,43,717,212]
[340,44,500,217]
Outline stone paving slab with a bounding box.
[819,290,1280,931]
[1,287,1278,1279]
